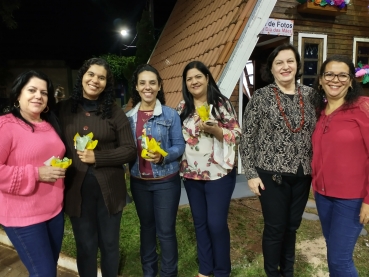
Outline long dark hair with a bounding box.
[131,64,165,107]
[312,55,363,117]
[261,43,302,84]
[180,61,236,123]
[8,70,62,137]
[71,57,115,119]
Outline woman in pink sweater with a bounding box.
[312,55,369,277]
[0,70,66,277]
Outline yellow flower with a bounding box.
[50,157,72,169]
[141,135,168,159]
[74,132,98,150]
[196,104,210,121]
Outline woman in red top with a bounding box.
[312,55,369,277]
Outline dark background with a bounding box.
[0,0,177,69]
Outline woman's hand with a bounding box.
[77,149,96,164]
[199,121,223,141]
[145,150,163,164]
[359,202,369,224]
[38,166,66,183]
[248,177,265,196]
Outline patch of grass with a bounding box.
[60,186,369,277]
[354,226,369,276]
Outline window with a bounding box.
[356,42,369,65]
[353,38,369,91]
[353,38,369,65]
[298,34,327,87]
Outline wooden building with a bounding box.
[138,0,369,173]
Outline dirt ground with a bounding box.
[228,197,328,276]
[297,237,328,277]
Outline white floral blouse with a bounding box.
[176,100,241,180]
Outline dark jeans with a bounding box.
[3,211,64,277]
[258,171,311,277]
[70,173,122,277]
[184,168,236,277]
[130,173,181,277]
[315,193,363,277]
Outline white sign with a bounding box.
[260,18,294,36]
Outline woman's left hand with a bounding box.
[199,121,223,141]
[77,149,96,164]
[359,202,369,224]
[145,150,163,164]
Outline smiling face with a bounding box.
[271,49,297,87]
[319,61,352,102]
[136,70,160,106]
[82,64,107,100]
[18,77,48,122]
[185,68,209,100]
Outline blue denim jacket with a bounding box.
[126,99,185,178]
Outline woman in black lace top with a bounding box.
[239,43,316,277]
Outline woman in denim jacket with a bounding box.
[126,64,185,277]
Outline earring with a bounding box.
[43,106,49,113]
[14,101,20,108]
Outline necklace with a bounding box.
[273,87,305,133]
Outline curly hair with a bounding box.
[130,64,165,107]
[180,60,236,123]
[312,55,363,118]
[261,43,302,84]
[8,70,62,137]
[71,58,115,119]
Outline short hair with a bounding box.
[262,43,302,84]
[312,54,363,117]
[131,64,165,107]
[71,57,115,119]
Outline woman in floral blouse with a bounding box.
[239,43,316,277]
[176,61,241,277]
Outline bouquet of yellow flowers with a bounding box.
[196,103,211,121]
[44,156,72,169]
[74,132,98,151]
[141,134,168,159]
[196,103,217,126]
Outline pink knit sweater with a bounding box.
[0,114,65,227]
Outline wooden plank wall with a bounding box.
[231,0,369,124]
[271,0,369,58]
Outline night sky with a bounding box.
[0,0,177,69]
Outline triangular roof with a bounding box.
[148,0,276,108]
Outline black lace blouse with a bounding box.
[239,83,316,180]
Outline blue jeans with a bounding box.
[315,193,363,277]
[130,173,181,277]
[2,211,64,277]
[184,168,236,277]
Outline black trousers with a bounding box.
[258,170,311,277]
[70,173,122,277]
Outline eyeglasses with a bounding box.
[323,72,351,82]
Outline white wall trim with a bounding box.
[297,33,327,61]
[238,75,243,174]
[353,37,369,65]
[217,0,277,98]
